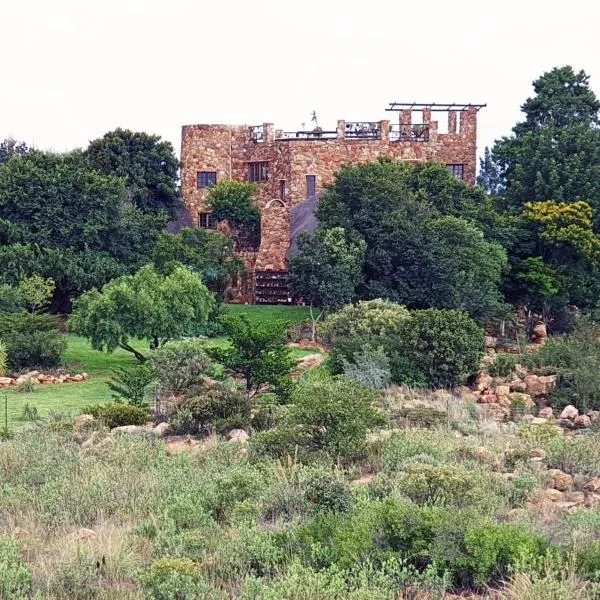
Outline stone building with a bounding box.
[180,102,485,303]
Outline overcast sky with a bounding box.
[2,0,599,162]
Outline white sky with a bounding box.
[2,0,599,161]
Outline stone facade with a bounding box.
[181,105,482,302]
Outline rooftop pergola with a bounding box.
[386,102,486,112]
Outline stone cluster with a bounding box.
[0,370,90,387]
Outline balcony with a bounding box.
[390,124,429,142]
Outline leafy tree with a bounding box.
[17,275,55,312]
[70,264,215,362]
[316,160,507,321]
[289,227,365,341]
[85,128,180,216]
[0,138,28,165]
[152,227,243,299]
[206,315,294,399]
[206,181,260,248]
[0,150,166,310]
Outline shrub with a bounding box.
[304,475,353,514]
[0,537,33,599]
[0,341,7,376]
[393,309,483,388]
[488,353,520,377]
[342,345,392,390]
[15,378,35,394]
[20,402,39,421]
[0,284,24,313]
[108,364,154,407]
[169,384,250,434]
[84,403,149,428]
[148,339,213,396]
[393,405,448,428]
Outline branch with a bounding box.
[118,342,147,363]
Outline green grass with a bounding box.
[1,305,316,426]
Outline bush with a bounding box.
[84,403,149,428]
[342,345,392,390]
[169,384,250,435]
[149,339,213,396]
[488,354,520,377]
[0,284,24,313]
[108,364,154,407]
[0,312,66,370]
[0,537,33,599]
[304,475,353,514]
[393,406,448,428]
[393,309,483,388]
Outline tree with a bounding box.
[17,275,55,312]
[0,150,166,310]
[289,227,365,341]
[85,128,180,216]
[0,138,28,165]
[206,315,294,400]
[206,181,261,249]
[152,227,243,299]
[70,264,215,362]
[316,160,507,321]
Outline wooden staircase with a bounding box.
[254,270,291,304]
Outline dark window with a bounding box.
[248,161,269,182]
[279,180,286,201]
[446,164,465,180]
[197,171,217,188]
[198,212,216,229]
[306,175,316,199]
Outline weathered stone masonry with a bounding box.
[181,103,484,303]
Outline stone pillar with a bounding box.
[255,201,290,271]
[459,108,477,134]
[448,111,457,134]
[400,110,412,126]
[380,120,390,143]
[263,123,274,143]
[337,120,346,139]
[422,108,431,124]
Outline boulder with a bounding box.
[558,418,576,430]
[588,410,600,422]
[0,377,13,387]
[456,386,479,402]
[544,488,565,502]
[538,407,554,420]
[226,429,250,443]
[73,414,95,432]
[532,322,548,343]
[550,469,574,492]
[70,374,84,382]
[82,373,90,381]
[531,417,548,425]
[567,491,586,504]
[529,448,547,459]
[153,422,171,437]
[478,392,497,404]
[574,415,592,429]
[495,384,511,397]
[583,477,600,493]
[525,374,557,395]
[475,372,493,392]
[554,501,578,511]
[111,425,158,437]
[559,405,579,420]
[509,380,527,393]
[24,370,40,379]
[484,335,497,349]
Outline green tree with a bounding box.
[152,227,243,299]
[206,181,261,249]
[289,227,366,341]
[0,138,28,165]
[85,128,180,216]
[316,160,506,321]
[17,275,55,312]
[70,264,215,362]
[0,151,166,310]
[206,315,294,399]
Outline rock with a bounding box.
[529,448,547,459]
[82,372,90,380]
[73,414,95,432]
[0,377,13,386]
[583,477,600,493]
[481,354,494,367]
[560,405,579,420]
[484,335,497,348]
[524,374,557,395]
[544,488,565,502]
[550,469,574,491]
[478,392,497,404]
[520,413,535,423]
[475,372,493,392]
[70,374,84,382]
[111,425,157,437]
[532,322,548,343]
[531,417,548,425]
[36,374,45,383]
[73,528,97,540]
[515,364,528,378]
[296,353,325,371]
[574,415,592,429]
[164,436,207,456]
[153,422,171,437]
[24,370,40,379]
[588,410,600,422]
[567,491,586,504]
[538,407,554,420]
[555,501,578,511]
[558,418,576,430]
[509,380,527,393]
[495,384,511,397]
[14,376,30,385]
[456,386,479,402]
[226,428,250,443]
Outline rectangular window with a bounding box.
[198,212,216,229]
[279,180,286,201]
[248,161,269,182]
[306,175,316,199]
[446,164,465,180]
[197,171,217,188]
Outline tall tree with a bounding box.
[289,227,365,341]
[0,138,28,165]
[85,128,180,217]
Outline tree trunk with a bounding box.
[118,342,147,363]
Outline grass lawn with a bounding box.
[2,305,315,426]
